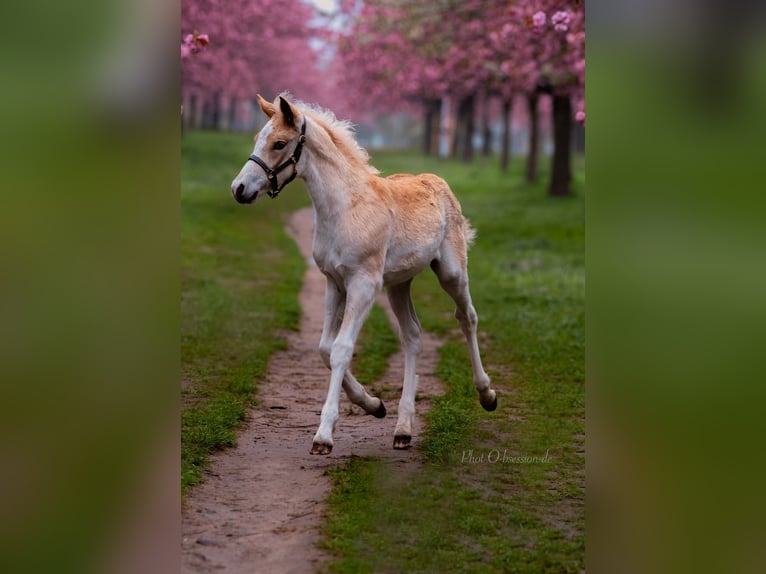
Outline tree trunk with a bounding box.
[190,94,202,129]
[431,100,441,155]
[422,99,441,155]
[431,99,442,156]
[481,93,492,157]
[525,93,539,183]
[549,94,572,197]
[462,93,475,163]
[500,97,512,172]
[450,98,463,159]
[228,96,238,131]
[423,100,434,155]
[211,91,222,130]
[438,97,450,158]
[202,97,213,129]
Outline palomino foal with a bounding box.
[231,94,496,455]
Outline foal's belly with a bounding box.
[382,241,439,286]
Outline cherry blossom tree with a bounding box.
[333,1,499,159]
[529,2,585,196]
[333,0,585,194]
[181,1,585,196]
[181,0,347,130]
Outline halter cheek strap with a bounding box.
[247,119,307,199]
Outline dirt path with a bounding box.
[181,207,444,573]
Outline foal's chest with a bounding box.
[312,244,348,282]
[312,239,385,285]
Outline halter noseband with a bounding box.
[247,119,307,199]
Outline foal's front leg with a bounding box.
[319,277,386,418]
[311,277,378,455]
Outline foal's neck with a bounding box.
[300,119,368,222]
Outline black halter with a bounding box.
[247,119,307,199]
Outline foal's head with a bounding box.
[231,94,304,204]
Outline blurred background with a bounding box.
[2,0,766,572]
[182,0,585,196]
[180,5,586,574]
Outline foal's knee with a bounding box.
[455,305,478,331]
[330,339,354,371]
[319,341,332,369]
[401,324,421,354]
[439,272,462,293]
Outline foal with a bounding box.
[231,94,496,455]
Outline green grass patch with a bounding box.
[181,131,309,494]
[323,151,584,573]
[420,341,480,464]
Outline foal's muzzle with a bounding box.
[234,182,249,204]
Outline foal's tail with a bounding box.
[463,217,477,249]
[424,172,476,251]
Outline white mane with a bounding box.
[280,93,379,175]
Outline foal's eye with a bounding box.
[273,141,287,151]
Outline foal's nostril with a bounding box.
[235,183,245,199]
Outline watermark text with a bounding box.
[460,449,552,465]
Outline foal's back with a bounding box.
[378,172,465,230]
[369,172,469,286]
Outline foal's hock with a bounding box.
[231,94,497,455]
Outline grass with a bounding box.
[321,151,584,573]
[181,131,309,494]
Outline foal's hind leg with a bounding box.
[386,280,421,449]
[431,255,497,411]
[319,278,385,418]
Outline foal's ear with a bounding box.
[279,96,296,127]
[257,94,276,118]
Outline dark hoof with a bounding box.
[310,442,333,455]
[393,435,412,449]
[371,400,387,419]
[481,392,498,412]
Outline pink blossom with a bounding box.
[181,30,209,60]
[532,11,546,27]
[575,110,585,123]
[551,11,571,32]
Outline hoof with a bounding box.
[371,400,387,419]
[310,442,333,455]
[481,391,498,412]
[393,435,412,449]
